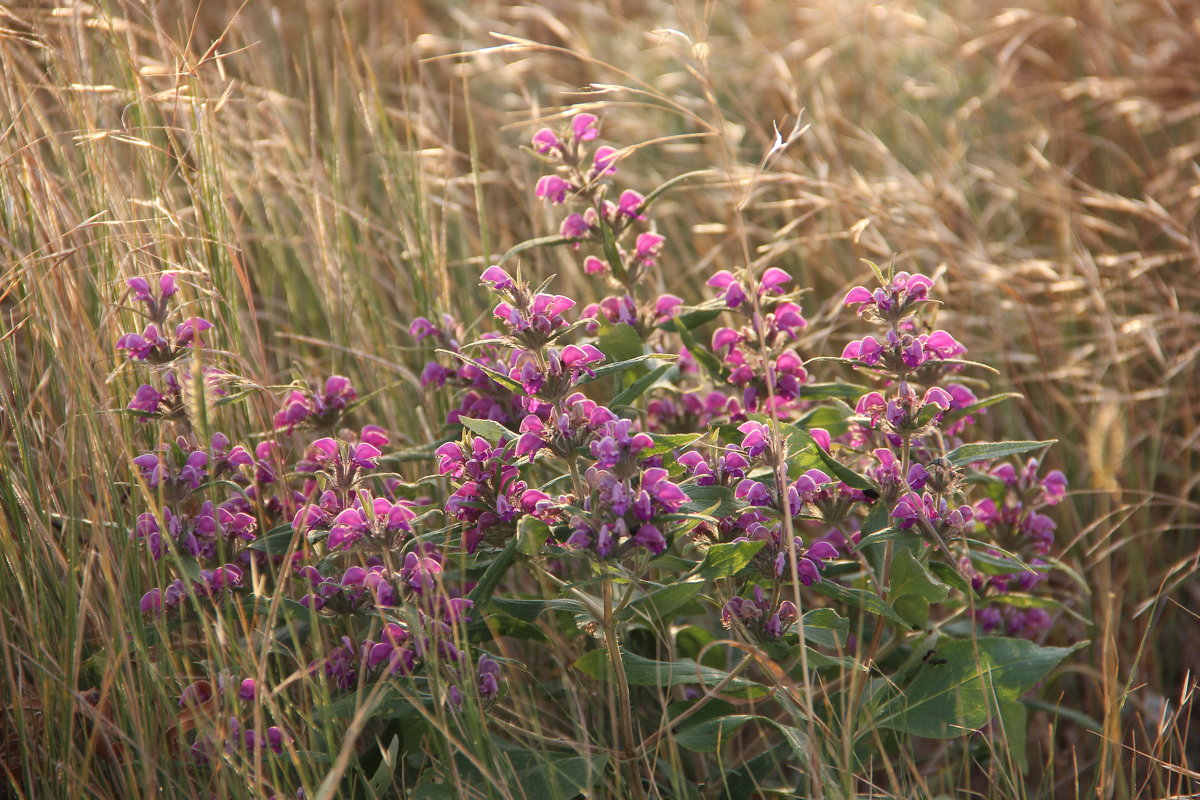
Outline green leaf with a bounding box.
[439,350,523,393]
[640,168,711,209]
[517,516,551,556]
[580,353,675,383]
[854,527,913,550]
[657,305,724,333]
[414,749,608,800]
[622,580,704,622]
[1000,700,1029,773]
[246,523,298,554]
[496,234,573,265]
[944,440,1057,467]
[811,580,910,628]
[643,432,704,458]
[368,735,400,795]
[597,321,643,364]
[500,749,608,800]
[891,549,950,604]
[799,383,871,403]
[598,216,627,281]
[787,427,874,492]
[875,637,1078,738]
[928,561,975,597]
[680,484,745,517]
[467,537,519,607]
[610,364,673,408]
[964,541,1037,575]
[982,593,1091,626]
[573,649,767,696]
[673,317,727,382]
[676,715,755,752]
[488,597,589,623]
[800,608,849,648]
[692,540,766,579]
[458,416,517,443]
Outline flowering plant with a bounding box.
[118,111,1080,798]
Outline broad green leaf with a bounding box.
[657,305,724,333]
[680,484,745,517]
[458,416,517,443]
[788,427,874,492]
[517,516,551,556]
[799,383,871,403]
[944,440,1056,467]
[675,715,755,752]
[414,750,608,800]
[890,549,950,604]
[928,561,975,597]
[488,597,589,623]
[597,321,643,364]
[692,540,766,579]
[964,541,1037,575]
[875,637,1077,738]
[800,608,849,648]
[643,432,704,458]
[573,649,767,696]
[812,580,910,628]
[246,523,298,554]
[854,526,912,550]
[368,735,400,795]
[501,750,609,800]
[622,580,704,622]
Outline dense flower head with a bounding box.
[892,490,974,535]
[844,270,935,324]
[437,436,556,552]
[566,464,686,558]
[324,494,417,550]
[507,344,604,399]
[855,382,953,436]
[842,329,964,373]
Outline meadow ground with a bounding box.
[0,1,1197,797]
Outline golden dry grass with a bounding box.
[1,0,1197,796]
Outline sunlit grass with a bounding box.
[1,0,1196,797]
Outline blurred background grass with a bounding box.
[1,0,1196,796]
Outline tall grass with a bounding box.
[1,0,1196,796]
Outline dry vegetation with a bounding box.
[1,0,1197,797]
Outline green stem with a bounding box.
[602,575,645,800]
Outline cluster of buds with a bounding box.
[721,586,799,641]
